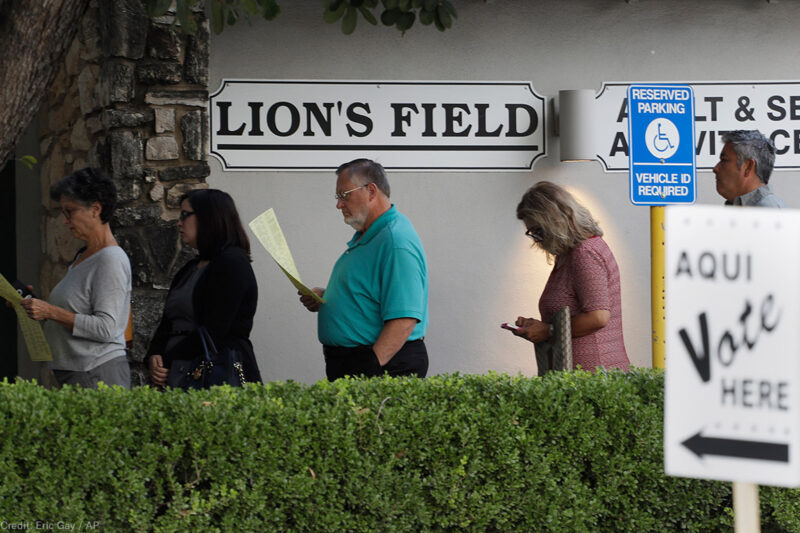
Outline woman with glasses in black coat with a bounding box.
[146,189,262,387]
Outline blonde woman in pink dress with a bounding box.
[510,181,630,372]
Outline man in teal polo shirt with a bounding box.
[299,158,429,380]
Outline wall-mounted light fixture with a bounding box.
[558,89,598,163]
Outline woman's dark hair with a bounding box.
[50,167,117,223]
[181,189,251,261]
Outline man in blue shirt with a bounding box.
[300,159,429,380]
[713,130,785,208]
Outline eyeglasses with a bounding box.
[525,227,544,242]
[61,207,81,221]
[334,184,369,201]
[179,210,196,221]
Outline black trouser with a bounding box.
[322,339,428,381]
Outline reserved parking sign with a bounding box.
[627,84,696,205]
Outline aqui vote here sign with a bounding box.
[665,205,800,487]
[627,85,696,205]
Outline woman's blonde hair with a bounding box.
[516,181,602,260]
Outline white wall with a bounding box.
[210,0,800,383]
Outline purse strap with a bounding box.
[197,326,219,362]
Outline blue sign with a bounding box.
[627,84,696,205]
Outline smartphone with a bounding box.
[12,280,36,299]
[500,322,520,331]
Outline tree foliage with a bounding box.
[144,0,458,36]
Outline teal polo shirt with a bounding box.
[318,205,428,347]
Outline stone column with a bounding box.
[37,0,210,385]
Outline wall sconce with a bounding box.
[558,89,598,162]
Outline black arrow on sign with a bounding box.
[682,431,789,463]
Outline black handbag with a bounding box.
[167,326,247,390]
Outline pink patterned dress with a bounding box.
[538,236,630,371]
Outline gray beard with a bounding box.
[345,216,366,232]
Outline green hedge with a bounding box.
[0,370,798,532]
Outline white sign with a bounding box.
[594,81,800,172]
[209,80,546,171]
[664,205,800,487]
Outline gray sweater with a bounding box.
[43,246,132,372]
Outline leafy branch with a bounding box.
[324,0,457,35]
[143,0,458,36]
[17,155,38,170]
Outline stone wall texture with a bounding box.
[37,0,210,386]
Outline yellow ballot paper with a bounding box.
[0,274,53,362]
[249,209,324,304]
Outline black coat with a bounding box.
[146,246,262,383]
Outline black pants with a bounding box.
[322,339,428,381]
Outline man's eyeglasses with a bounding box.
[334,184,369,201]
[179,210,196,221]
[526,227,544,242]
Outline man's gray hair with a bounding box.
[336,158,391,198]
[722,130,776,184]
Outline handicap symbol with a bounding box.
[652,122,675,153]
[644,118,679,160]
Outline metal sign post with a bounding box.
[626,84,697,370]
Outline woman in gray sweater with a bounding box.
[20,168,132,388]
